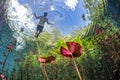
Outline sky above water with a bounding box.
[8,0,90,35]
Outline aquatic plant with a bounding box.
[60,42,83,80]
[37,56,55,80]
[1,0,120,80]
[94,26,102,35]
[0,73,6,80]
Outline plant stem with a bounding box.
[1,52,9,73]
[26,66,29,80]
[81,62,85,80]
[36,42,40,55]
[20,68,23,80]
[72,56,82,80]
[42,64,49,80]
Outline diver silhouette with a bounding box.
[34,12,53,38]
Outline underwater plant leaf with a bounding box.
[61,42,82,58]
[37,56,55,63]
[66,42,76,53]
[60,47,72,58]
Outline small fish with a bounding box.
[14,58,21,62]
[12,37,17,43]
[0,61,3,65]
[2,52,6,57]
[6,44,13,52]
[20,27,24,32]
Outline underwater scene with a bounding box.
[0,0,120,80]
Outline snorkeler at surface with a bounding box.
[34,12,53,38]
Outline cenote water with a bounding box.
[0,0,120,80]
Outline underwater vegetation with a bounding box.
[0,0,120,80]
